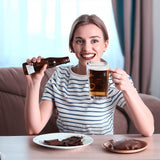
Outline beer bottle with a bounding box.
[22,56,70,75]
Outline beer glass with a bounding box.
[87,61,109,99]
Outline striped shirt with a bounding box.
[42,65,129,135]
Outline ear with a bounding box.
[104,40,109,52]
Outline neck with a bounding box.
[72,64,87,75]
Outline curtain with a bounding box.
[112,0,153,94]
[150,0,160,98]
[0,0,124,70]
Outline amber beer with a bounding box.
[87,61,109,99]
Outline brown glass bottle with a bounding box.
[22,56,70,75]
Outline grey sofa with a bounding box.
[0,67,160,135]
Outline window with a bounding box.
[0,0,124,69]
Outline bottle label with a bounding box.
[26,65,35,74]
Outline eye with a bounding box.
[92,39,99,43]
[76,39,84,44]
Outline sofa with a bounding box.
[0,67,160,136]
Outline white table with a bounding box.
[0,134,159,160]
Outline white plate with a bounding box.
[33,133,94,149]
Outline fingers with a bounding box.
[40,64,47,73]
[37,56,44,63]
[27,58,32,65]
[109,68,129,88]
[108,68,116,73]
[25,56,46,76]
[109,68,127,75]
[26,56,43,64]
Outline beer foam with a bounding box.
[88,62,109,71]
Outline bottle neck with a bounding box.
[46,57,70,67]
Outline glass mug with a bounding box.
[87,61,109,99]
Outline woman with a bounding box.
[25,14,154,136]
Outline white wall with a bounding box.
[150,0,160,98]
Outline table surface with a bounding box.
[0,134,160,160]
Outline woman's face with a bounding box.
[72,24,108,67]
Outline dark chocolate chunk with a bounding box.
[108,139,143,150]
[44,136,83,146]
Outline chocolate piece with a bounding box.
[44,139,64,146]
[44,136,83,146]
[62,136,83,146]
[108,139,143,150]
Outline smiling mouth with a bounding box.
[81,53,96,60]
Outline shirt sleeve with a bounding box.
[41,69,58,102]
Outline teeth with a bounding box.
[82,54,95,58]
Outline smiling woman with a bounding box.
[0,0,123,69]
[71,21,109,66]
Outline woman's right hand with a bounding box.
[24,56,52,135]
[25,56,47,85]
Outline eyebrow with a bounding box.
[75,36,101,39]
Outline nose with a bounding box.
[82,41,92,51]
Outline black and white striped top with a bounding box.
[42,66,128,135]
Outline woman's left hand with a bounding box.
[109,68,133,92]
